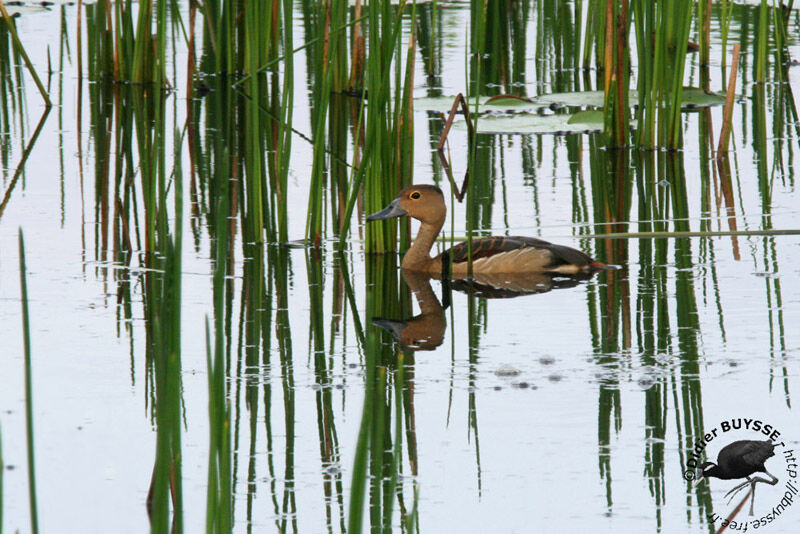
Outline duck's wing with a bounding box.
[444,235,595,270]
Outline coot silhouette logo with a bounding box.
[683,418,798,531]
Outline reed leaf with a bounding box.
[0,1,51,106]
[17,230,39,534]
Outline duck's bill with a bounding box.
[372,318,407,341]
[366,198,406,221]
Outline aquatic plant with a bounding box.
[18,230,39,534]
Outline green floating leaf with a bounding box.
[454,112,603,135]
[536,87,726,110]
[567,110,604,125]
[536,90,607,108]
[415,88,725,126]
[679,87,727,109]
[413,95,547,114]
[5,5,50,16]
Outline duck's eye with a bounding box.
[410,191,421,200]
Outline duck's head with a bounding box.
[366,185,446,227]
[372,315,445,351]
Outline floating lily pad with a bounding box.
[567,110,604,125]
[536,87,726,110]
[679,87,727,109]
[536,90,607,108]
[4,4,50,16]
[414,95,547,114]
[453,111,604,135]
[734,0,798,7]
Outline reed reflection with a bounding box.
[348,253,418,532]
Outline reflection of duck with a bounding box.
[367,185,610,276]
[374,266,596,350]
[373,270,446,351]
[450,270,594,298]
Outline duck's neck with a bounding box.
[402,269,443,314]
[402,220,443,272]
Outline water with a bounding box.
[1,2,799,533]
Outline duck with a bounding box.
[373,267,595,352]
[372,270,447,351]
[366,184,610,276]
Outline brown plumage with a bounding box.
[449,270,593,298]
[366,184,610,276]
[372,270,446,351]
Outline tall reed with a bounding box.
[206,276,232,533]
[470,0,529,95]
[196,66,235,534]
[80,0,173,85]
[265,243,299,530]
[267,0,295,244]
[0,109,51,224]
[307,250,348,529]
[582,0,607,71]
[129,86,185,532]
[602,0,629,147]
[0,1,51,105]
[536,0,580,94]
[631,0,692,149]
[348,253,411,532]
[361,1,415,253]
[755,0,768,83]
[18,230,39,534]
[306,0,348,246]
[0,11,24,139]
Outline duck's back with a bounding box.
[442,236,597,275]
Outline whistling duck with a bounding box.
[695,439,778,516]
[366,184,608,276]
[372,268,593,351]
[373,270,446,351]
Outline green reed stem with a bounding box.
[756,0,768,83]
[234,14,366,88]
[631,0,691,149]
[0,108,51,223]
[384,355,404,526]
[698,0,711,67]
[362,0,411,253]
[347,363,373,533]
[602,0,630,147]
[274,0,295,244]
[719,0,733,82]
[0,2,51,106]
[18,230,39,534]
[205,315,232,533]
